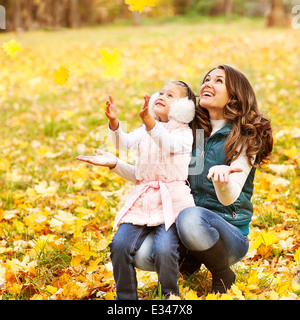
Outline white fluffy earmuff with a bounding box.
[148,92,195,124]
[168,97,195,124]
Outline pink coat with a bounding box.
[114,119,195,231]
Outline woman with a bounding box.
[76,65,273,295]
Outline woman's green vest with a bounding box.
[188,122,256,236]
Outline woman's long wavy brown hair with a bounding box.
[190,65,273,167]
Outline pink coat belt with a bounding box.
[113,180,186,231]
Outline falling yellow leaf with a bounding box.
[125,0,158,13]
[53,66,70,85]
[98,48,123,80]
[2,39,23,57]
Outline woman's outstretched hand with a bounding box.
[75,149,117,169]
[207,165,243,183]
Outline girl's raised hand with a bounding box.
[207,165,243,183]
[139,95,156,130]
[139,95,151,120]
[105,95,119,131]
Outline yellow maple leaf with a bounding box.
[34,180,58,196]
[86,257,102,273]
[125,0,158,13]
[72,165,90,182]
[205,293,218,300]
[230,284,244,299]
[184,289,198,300]
[294,247,300,264]
[30,235,57,255]
[71,255,82,268]
[104,292,115,300]
[53,66,70,85]
[2,39,23,57]
[63,281,88,299]
[6,255,37,274]
[98,48,123,80]
[8,283,22,295]
[251,229,278,250]
[219,294,233,300]
[72,242,98,260]
[46,285,58,295]
[74,178,85,191]
[0,158,10,171]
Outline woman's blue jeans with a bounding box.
[109,223,179,300]
[135,206,249,271]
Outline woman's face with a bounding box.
[199,68,230,120]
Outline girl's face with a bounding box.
[199,68,230,120]
[154,83,185,122]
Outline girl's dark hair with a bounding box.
[171,80,197,106]
[190,65,273,167]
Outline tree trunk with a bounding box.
[69,0,80,28]
[225,0,233,23]
[14,0,22,31]
[267,0,287,27]
[132,11,141,26]
[24,0,34,30]
[55,0,68,29]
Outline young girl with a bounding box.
[106,81,197,300]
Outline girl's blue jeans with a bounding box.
[109,223,179,300]
[135,206,249,271]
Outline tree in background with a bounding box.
[266,0,289,27]
[0,0,294,31]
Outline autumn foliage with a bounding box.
[0,16,299,300]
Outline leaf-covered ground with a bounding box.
[0,17,299,300]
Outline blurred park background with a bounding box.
[0,0,299,300]
[0,0,299,31]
